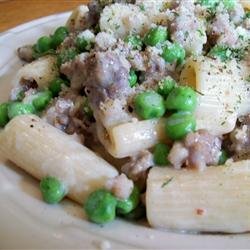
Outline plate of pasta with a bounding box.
[1,0,250,249]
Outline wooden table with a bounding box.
[0,0,89,32]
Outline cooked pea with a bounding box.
[7,102,35,119]
[153,143,170,166]
[123,204,146,220]
[134,91,166,119]
[116,186,140,215]
[83,97,93,118]
[222,0,236,10]
[218,150,228,165]
[76,37,88,52]
[128,70,138,87]
[198,0,219,9]
[35,36,52,53]
[98,0,113,7]
[49,77,70,97]
[209,45,233,62]
[165,86,197,112]
[84,189,117,224]
[40,176,66,204]
[57,48,78,66]
[0,103,10,127]
[144,26,168,47]
[94,24,101,34]
[162,43,185,64]
[15,90,25,101]
[157,77,176,97]
[165,111,196,140]
[51,26,69,49]
[124,35,143,50]
[32,91,52,111]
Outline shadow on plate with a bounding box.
[3,159,86,220]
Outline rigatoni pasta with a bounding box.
[16,55,58,89]
[97,118,168,158]
[146,162,250,233]
[66,5,90,31]
[0,115,118,204]
[180,57,250,135]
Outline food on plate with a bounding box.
[0,0,250,233]
[0,115,118,204]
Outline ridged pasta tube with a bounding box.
[17,55,58,89]
[66,5,89,31]
[0,115,118,204]
[146,162,250,233]
[97,118,168,158]
[180,57,250,136]
[240,0,250,9]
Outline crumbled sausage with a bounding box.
[17,45,34,62]
[168,130,222,170]
[121,150,153,181]
[229,116,250,160]
[105,173,134,199]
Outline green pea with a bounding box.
[134,91,166,120]
[153,143,170,166]
[94,24,101,34]
[0,103,10,127]
[123,204,146,220]
[84,189,117,224]
[124,35,143,50]
[246,12,250,18]
[218,150,228,165]
[116,186,140,215]
[76,37,88,52]
[165,86,197,112]
[162,43,185,64]
[99,0,114,7]
[7,102,35,120]
[36,36,52,53]
[51,26,69,49]
[15,90,25,102]
[128,70,138,87]
[157,77,176,97]
[49,77,70,97]
[32,91,52,111]
[57,48,78,66]
[144,26,168,47]
[222,0,236,10]
[165,111,196,140]
[83,97,93,118]
[208,45,233,62]
[40,176,66,204]
[198,0,219,9]
[32,45,55,60]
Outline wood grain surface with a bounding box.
[0,0,89,32]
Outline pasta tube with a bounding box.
[17,55,58,89]
[0,115,118,204]
[240,0,250,9]
[146,162,250,233]
[97,118,168,158]
[66,5,89,31]
[180,57,250,135]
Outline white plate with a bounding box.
[0,13,250,249]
